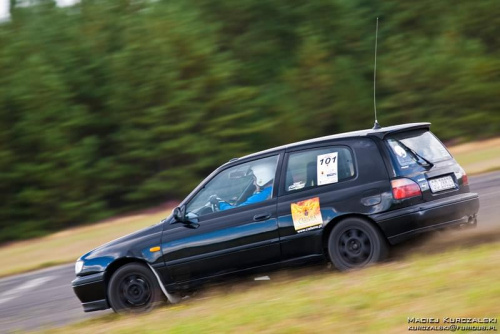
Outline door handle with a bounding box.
[253,213,271,221]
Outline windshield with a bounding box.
[386,130,452,169]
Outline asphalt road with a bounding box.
[1,171,499,333]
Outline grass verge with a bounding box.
[0,207,173,278]
[40,228,500,334]
[449,137,500,175]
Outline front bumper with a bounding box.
[372,192,480,244]
[72,272,109,312]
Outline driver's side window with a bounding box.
[186,155,279,217]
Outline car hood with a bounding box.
[81,222,164,262]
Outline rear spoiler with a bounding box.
[367,122,431,139]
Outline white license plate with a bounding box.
[429,176,456,193]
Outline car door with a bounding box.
[161,154,283,283]
[276,143,359,261]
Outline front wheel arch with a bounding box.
[106,262,164,313]
[105,258,180,306]
[104,257,148,286]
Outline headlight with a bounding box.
[75,260,84,275]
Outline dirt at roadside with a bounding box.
[390,226,500,258]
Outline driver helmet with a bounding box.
[251,162,275,187]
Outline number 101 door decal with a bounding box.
[317,152,338,185]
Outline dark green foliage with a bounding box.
[0,0,499,242]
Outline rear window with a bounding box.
[284,146,355,193]
[386,131,452,171]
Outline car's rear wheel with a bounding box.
[107,263,163,313]
[328,217,388,271]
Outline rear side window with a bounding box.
[285,147,354,193]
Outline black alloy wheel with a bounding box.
[328,217,388,271]
[108,263,163,313]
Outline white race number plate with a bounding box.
[429,176,455,193]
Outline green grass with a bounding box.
[39,230,500,334]
[454,146,499,166]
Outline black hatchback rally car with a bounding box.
[72,123,479,313]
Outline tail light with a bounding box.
[460,167,469,186]
[391,178,422,200]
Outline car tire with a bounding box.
[328,217,388,271]
[107,263,164,313]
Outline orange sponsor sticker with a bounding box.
[290,197,323,233]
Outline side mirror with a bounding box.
[173,206,186,223]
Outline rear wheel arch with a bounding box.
[321,214,388,260]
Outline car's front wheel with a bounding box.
[107,263,163,313]
[328,217,388,271]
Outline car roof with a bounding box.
[232,122,431,163]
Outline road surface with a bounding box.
[1,171,499,333]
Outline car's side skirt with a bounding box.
[164,253,326,292]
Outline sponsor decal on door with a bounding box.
[291,197,323,233]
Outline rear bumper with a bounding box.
[72,272,109,312]
[372,192,480,244]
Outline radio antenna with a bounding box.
[372,17,381,130]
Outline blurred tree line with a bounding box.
[1,0,499,241]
